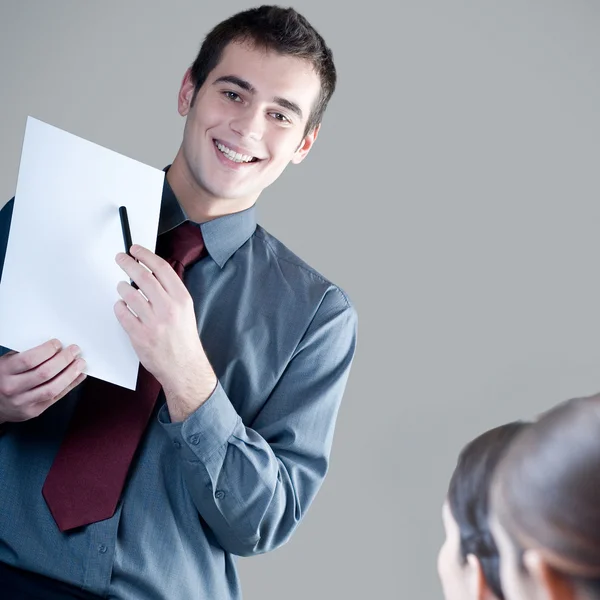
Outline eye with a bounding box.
[224,91,242,102]
[271,112,291,124]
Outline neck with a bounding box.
[167,149,256,223]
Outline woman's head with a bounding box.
[438,421,528,600]
[490,393,600,600]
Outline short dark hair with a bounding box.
[188,5,337,137]
[447,421,529,600]
[492,394,600,595]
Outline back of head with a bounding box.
[189,5,336,136]
[492,393,600,593]
[447,421,529,599]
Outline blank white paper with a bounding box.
[0,116,165,390]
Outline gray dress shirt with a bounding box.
[0,175,357,599]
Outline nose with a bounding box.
[230,107,264,141]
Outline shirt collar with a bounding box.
[158,166,257,269]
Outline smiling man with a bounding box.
[0,5,357,600]
[171,41,323,221]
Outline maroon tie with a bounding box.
[42,222,206,531]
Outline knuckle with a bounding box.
[120,287,134,304]
[40,385,58,403]
[17,354,36,371]
[172,293,186,308]
[35,365,54,384]
[23,403,43,420]
[53,386,70,402]
[164,305,177,322]
[129,285,142,300]
[0,380,13,398]
[139,270,155,286]
[141,330,157,348]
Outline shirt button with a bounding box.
[173,440,181,449]
[98,544,108,554]
[215,490,226,500]
[189,434,200,445]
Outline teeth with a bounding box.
[215,141,256,163]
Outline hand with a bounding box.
[114,245,217,421]
[0,339,87,423]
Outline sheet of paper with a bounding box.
[0,116,165,390]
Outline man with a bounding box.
[0,5,357,599]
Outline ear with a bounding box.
[290,123,321,165]
[465,554,497,600]
[522,550,576,600]
[178,68,197,117]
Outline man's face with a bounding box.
[176,41,322,209]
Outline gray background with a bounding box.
[1,1,600,598]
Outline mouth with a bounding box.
[213,139,261,164]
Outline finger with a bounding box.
[49,372,87,404]
[18,357,87,417]
[114,299,145,339]
[10,345,81,396]
[116,280,153,322]
[6,339,63,374]
[130,245,184,297]
[116,251,169,305]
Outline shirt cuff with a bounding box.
[157,380,241,463]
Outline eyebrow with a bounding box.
[213,75,303,119]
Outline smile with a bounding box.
[214,140,259,164]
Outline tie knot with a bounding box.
[156,221,206,271]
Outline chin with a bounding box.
[207,183,256,203]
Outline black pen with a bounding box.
[118,206,139,289]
